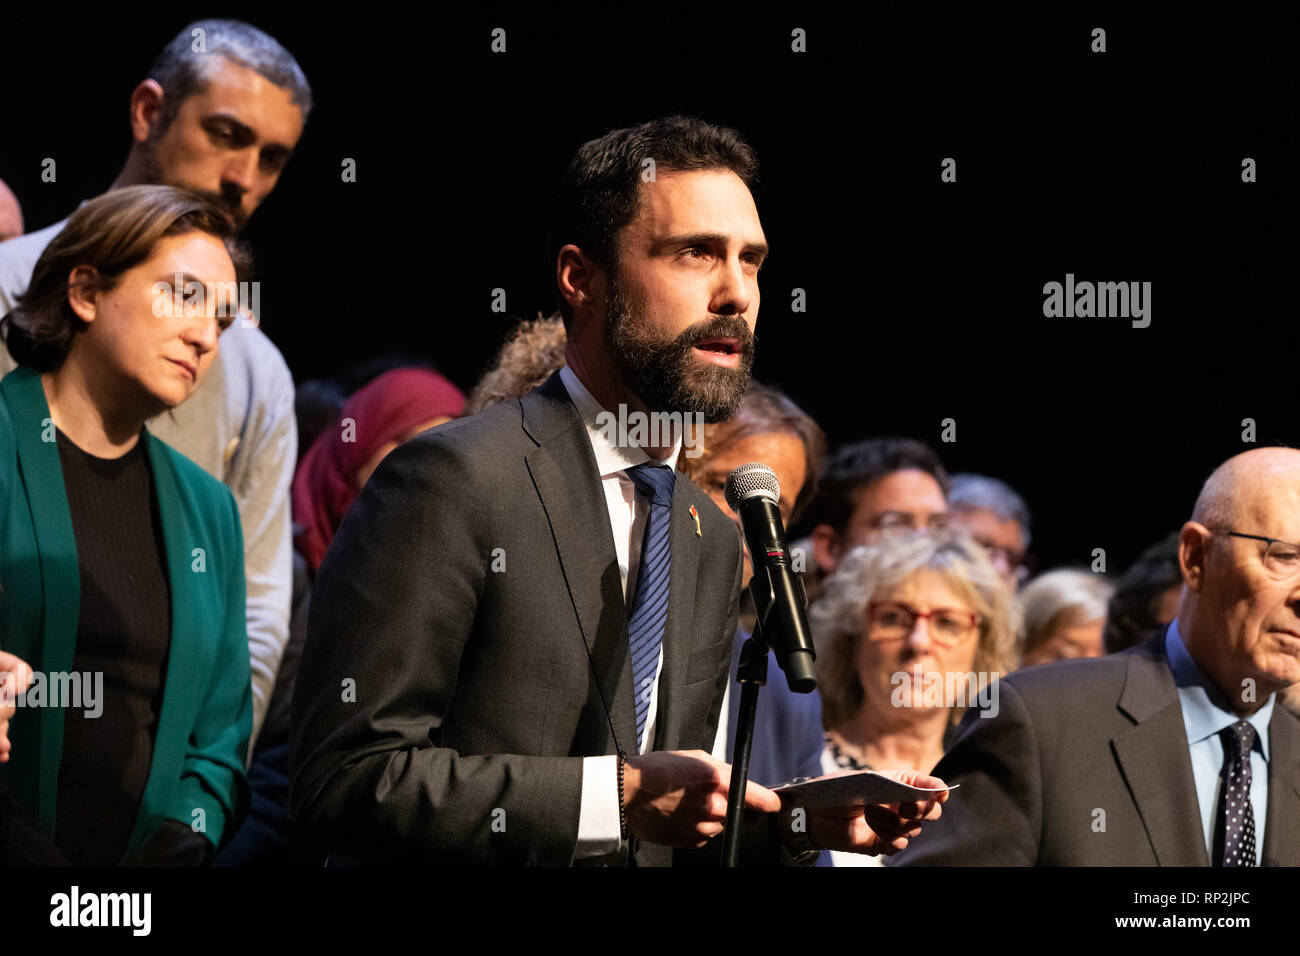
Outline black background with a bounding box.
[1,3,1294,576]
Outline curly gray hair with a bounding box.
[811,526,1021,729]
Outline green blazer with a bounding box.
[0,366,251,861]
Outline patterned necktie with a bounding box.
[624,462,676,752]
[1217,720,1258,867]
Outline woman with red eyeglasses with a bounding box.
[808,526,1019,867]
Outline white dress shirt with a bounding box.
[559,366,683,861]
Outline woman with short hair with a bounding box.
[1018,568,1114,667]
[0,184,253,865]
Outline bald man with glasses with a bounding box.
[891,447,1300,865]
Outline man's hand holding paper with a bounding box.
[775,768,953,856]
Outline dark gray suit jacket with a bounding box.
[889,628,1300,865]
[289,372,779,865]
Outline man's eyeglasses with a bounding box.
[972,537,1028,582]
[870,513,951,539]
[1216,530,1300,581]
[866,601,982,646]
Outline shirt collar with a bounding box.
[558,365,682,478]
[1166,618,1272,760]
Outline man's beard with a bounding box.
[604,271,755,424]
[137,130,248,231]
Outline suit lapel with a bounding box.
[522,374,637,756]
[1262,705,1300,865]
[1111,630,1210,865]
[1,368,80,829]
[648,479,701,752]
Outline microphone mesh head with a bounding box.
[724,462,781,512]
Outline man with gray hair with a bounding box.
[948,473,1031,588]
[0,19,311,750]
[893,447,1300,865]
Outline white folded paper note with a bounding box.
[771,770,957,809]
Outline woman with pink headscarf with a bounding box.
[293,367,466,574]
[217,366,465,865]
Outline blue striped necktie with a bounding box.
[624,462,676,752]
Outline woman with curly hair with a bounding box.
[810,527,1019,866]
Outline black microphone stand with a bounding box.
[722,567,789,867]
[721,619,769,867]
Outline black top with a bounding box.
[53,427,172,865]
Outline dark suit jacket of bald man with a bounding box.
[889,628,1300,865]
[289,370,787,865]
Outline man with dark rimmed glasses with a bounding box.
[893,446,1300,865]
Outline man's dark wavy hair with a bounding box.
[796,437,952,538]
[545,115,759,327]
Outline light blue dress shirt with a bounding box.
[1166,619,1271,865]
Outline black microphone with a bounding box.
[724,462,817,693]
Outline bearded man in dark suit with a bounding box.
[289,116,947,866]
